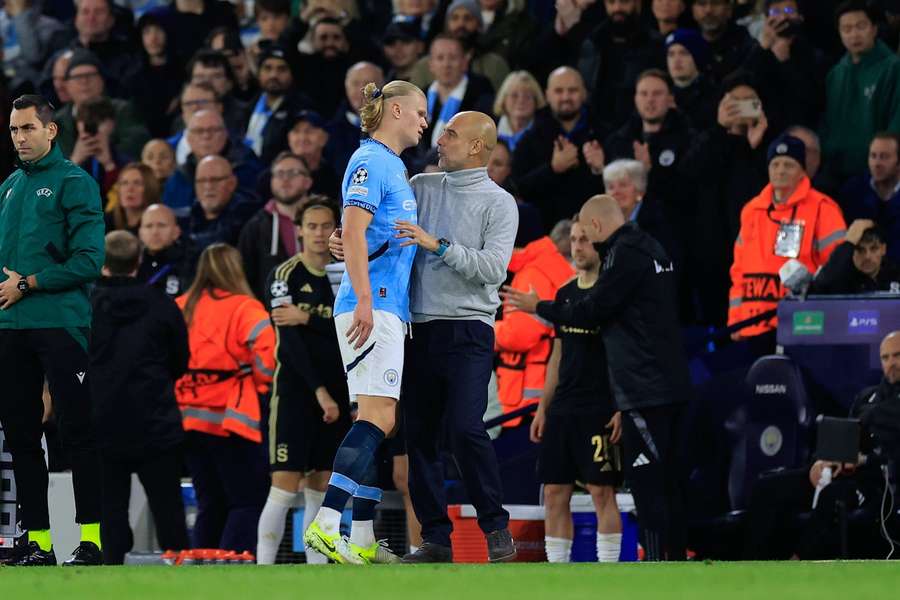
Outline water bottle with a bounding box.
[812,465,832,509]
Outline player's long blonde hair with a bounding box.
[359,80,425,134]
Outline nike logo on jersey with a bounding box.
[75,371,86,384]
[632,453,650,468]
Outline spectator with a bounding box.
[175,243,274,553]
[493,70,545,152]
[665,29,718,131]
[420,34,495,149]
[495,230,574,427]
[840,133,900,260]
[822,0,900,183]
[280,111,338,197]
[168,82,222,167]
[296,18,359,117]
[382,21,426,82]
[164,109,263,211]
[577,0,666,128]
[69,96,128,197]
[90,231,190,564]
[151,0,239,64]
[741,0,823,135]
[2,0,65,96]
[244,44,312,165]
[478,0,539,70]
[602,158,674,260]
[207,27,258,103]
[650,0,691,35]
[394,0,441,40]
[326,61,385,176]
[255,0,292,46]
[680,72,769,325]
[512,66,606,230]
[137,204,197,298]
[691,0,758,82]
[105,162,160,235]
[487,139,516,194]
[728,134,846,340]
[186,49,249,137]
[239,153,315,300]
[41,50,73,108]
[141,138,177,186]
[786,125,824,183]
[811,219,900,294]
[46,0,140,94]
[178,155,259,252]
[54,49,150,161]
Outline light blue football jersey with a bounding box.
[334,138,418,320]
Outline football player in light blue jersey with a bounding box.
[305,80,427,566]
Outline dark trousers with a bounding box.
[403,320,509,547]
[0,328,101,530]
[183,431,267,553]
[622,404,687,561]
[100,446,190,564]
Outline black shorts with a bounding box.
[268,381,351,473]
[537,411,623,487]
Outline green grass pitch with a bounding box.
[2,562,898,600]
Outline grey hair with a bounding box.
[603,159,647,194]
[550,218,572,248]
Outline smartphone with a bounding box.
[735,99,762,120]
[776,20,804,38]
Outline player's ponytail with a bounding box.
[359,80,424,134]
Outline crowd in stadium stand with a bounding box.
[4,0,900,564]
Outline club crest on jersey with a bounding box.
[270,280,289,297]
[36,187,53,197]
[351,167,369,185]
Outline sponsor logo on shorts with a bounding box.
[384,369,399,387]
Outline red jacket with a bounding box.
[175,289,275,442]
[728,177,846,336]
[495,237,574,427]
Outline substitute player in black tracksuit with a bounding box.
[504,195,691,561]
[531,218,623,563]
[256,197,351,565]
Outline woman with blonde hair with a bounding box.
[174,243,275,553]
[304,79,427,565]
[105,163,161,234]
[493,71,546,152]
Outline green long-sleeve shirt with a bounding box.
[0,143,105,329]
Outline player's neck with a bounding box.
[577,267,599,288]
[371,131,404,156]
[301,249,330,272]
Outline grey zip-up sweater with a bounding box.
[409,167,518,325]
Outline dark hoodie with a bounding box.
[179,186,260,253]
[90,276,189,457]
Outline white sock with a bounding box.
[596,533,622,563]
[257,487,298,564]
[350,520,375,548]
[314,506,343,535]
[303,488,328,564]
[409,544,419,555]
[544,536,572,563]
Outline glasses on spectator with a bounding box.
[272,168,310,180]
[188,126,225,137]
[196,175,231,186]
[182,99,215,109]
[66,71,100,82]
[767,6,797,17]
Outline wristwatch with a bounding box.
[434,238,451,257]
[16,276,30,295]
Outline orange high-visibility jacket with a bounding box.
[728,177,846,337]
[495,237,575,427]
[175,289,275,442]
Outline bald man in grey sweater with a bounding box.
[332,112,519,563]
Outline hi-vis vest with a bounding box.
[495,237,575,427]
[728,177,846,337]
[175,289,275,442]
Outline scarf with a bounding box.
[244,94,279,156]
[497,116,533,152]
[427,76,468,147]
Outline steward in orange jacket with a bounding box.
[175,288,275,443]
[728,135,846,338]
[496,236,575,427]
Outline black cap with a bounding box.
[65,49,104,80]
[383,21,420,44]
[289,110,327,131]
[258,43,290,68]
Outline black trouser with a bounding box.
[403,320,509,548]
[183,431,268,553]
[621,404,686,561]
[100,446,189,565]
[0,328,101,530]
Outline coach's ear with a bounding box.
[47,121,58,141]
